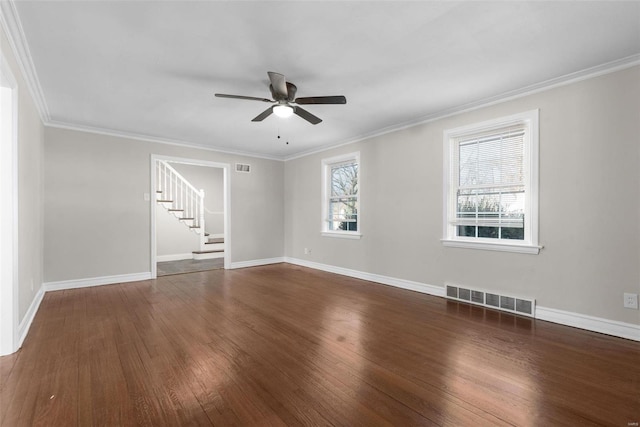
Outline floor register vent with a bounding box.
[446,285,535,317]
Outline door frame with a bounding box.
[0,52,19,355]
[150,154,231,277]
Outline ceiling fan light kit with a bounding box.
[215,71,346,125]
[273,104,294,118]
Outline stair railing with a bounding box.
[156,160,206,250]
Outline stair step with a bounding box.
[157,199,173,203]
[156,190,162,193]
[192,249,224,260]
[167,209,184,212]
[206,238,224,244]
[192,249,224,254]
[189,226,200,229]
[179,217,194,221]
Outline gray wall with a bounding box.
[155,203,200,257]
[284,66,640,325]
[44,127,284,282]
[172,163,224,235]
[36,61,640,327]
[1,25,45,322]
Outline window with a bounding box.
[443,110,539,254]
[322,152,360,239]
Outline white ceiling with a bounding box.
[10,1,640,159]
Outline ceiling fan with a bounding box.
[215,72,346,125]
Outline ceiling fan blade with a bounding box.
[267,72,288,100]
[294,106,322,125]
[215,93,272,102]
[294,96,347,105]
[251,107,273,122]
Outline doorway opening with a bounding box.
[150,155,230,278]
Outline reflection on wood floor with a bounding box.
[156,257,224,276]
[0,263,638,426]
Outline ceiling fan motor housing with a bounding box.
[270,82,297,101]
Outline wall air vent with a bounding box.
[471,290,484,304]
[446,286,458,298]
[445,284,535,317]
[486,293,500,308]
[235,163,251,173]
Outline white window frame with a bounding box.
[321,152,361,239]
[442,110,540,254]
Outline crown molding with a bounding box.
[0,0,50,122]
[284,54,640,161]
[2,0,637,162]
[52,52,638,164]
[48,54,640,163]
[46,120,284,161]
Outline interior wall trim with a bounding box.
[18,262,639,354]
[16,286,44,351]
[229,257,285,270]
[47,121,283,161]
[284,257,445,298]
[0,50,20,357]
[283,54,640,161]
[284,258,639,342]
[43,272,152,292]
[535,306,639,342]
[4,0,638,163]
[0,0,50,121]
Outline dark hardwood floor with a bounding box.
[1,263,638,426]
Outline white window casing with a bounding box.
[321,152,361,239]
[442,110,540,254]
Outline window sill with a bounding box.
[321,231,362,240]
[441,239,541,254]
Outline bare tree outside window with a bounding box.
[457,195,524,240]
[328,162,358,232]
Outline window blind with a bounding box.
[451,126,526,232]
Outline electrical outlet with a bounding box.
[623,293,638,309]
[304,248,311,255]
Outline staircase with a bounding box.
[194,235,225,260]
[156,160,224,260]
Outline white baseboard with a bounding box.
[229,257,285,269]
[43,272,152,292]
[30,263,639,344]
[536,306,640,342]
[17,286,44,349]
[284,257,444,297]
[283,257,639,342]
[157,253,193,262]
